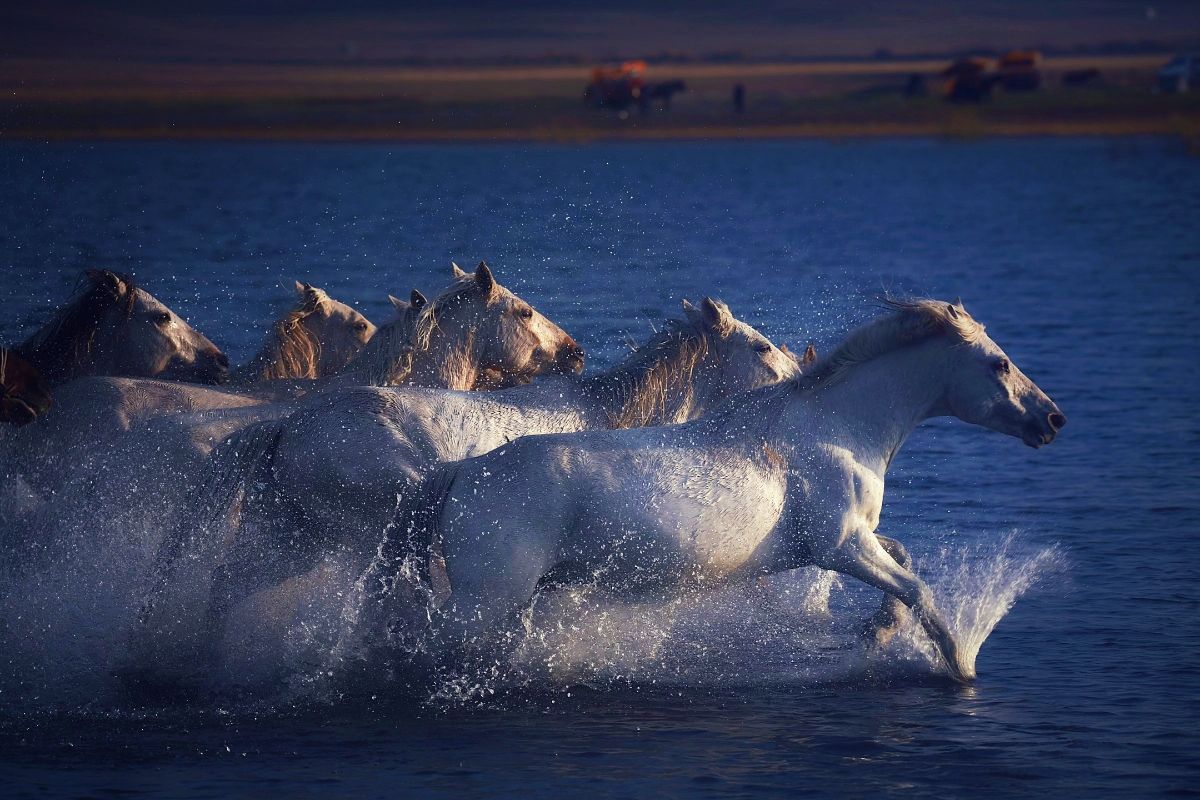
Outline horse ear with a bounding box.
[388,294,410,315]
[451,262,469,280]
[700,297,734,335]
[410,289,428,310]
[88,269,128,297]
[954,296,964,308]
[294,280,307,295]
[474,261,497,296]
[302,284,329,309]
[802,344,818,366]
[779,343,790,355]
[681,298,696,312]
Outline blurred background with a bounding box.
[4,0,1200,142]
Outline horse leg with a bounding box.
[860,534,912,647]
[520,561,590,635]
[817,528,973,683]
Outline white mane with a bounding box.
[796,297,986,391]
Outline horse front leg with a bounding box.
[860,534,912,647]
[818,528,973,683]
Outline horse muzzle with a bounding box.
[1022,410,1067,448]
[198,350,231,385]
[551,342,586,376]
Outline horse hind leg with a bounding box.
[860,534,913,647]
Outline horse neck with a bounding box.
[24,312,122,383]
[792,338,952,472]
[580,333,707,427]
[406,326,481,390]
[233,320,320,383]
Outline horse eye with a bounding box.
[154,312,172,326]
[517,307,534,321]
[994,358,1011,374]
[754,342,771,354]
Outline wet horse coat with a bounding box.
[378,299,1066,684]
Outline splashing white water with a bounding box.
[0,515,1062,709]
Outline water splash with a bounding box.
[881,533,1066,677]
[0,516,1063,710]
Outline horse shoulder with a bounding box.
[791,444,885,547]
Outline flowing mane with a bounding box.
[17,271,138,381]
[410,274,486,354]
[236,291,325,381]
[340,315,416,386]
[584,317,711,429]
[795,297,986,392]
[343,275,489,387]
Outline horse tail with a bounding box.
[141,418,286,620]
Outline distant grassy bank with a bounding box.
[3,55,1197,142]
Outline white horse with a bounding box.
[372,299,1066,684]
[138,298,800,665]
[17,269,228,385]
[231,281,377,382]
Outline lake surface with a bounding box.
[1,138,1198,798]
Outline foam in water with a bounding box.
[0,501,1062,710]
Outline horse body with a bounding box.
[381,299,1065,684]
[209,297,794,546]
[135,299,797,668]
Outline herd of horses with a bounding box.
[0,264,1065,687]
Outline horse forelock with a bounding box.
[592,316,711,429]
[792,296,986,393]
[18,271,139,379]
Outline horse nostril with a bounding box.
[214,352,230,369]
[1048,411,1066,431]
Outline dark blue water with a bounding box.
[1,139,1198,798]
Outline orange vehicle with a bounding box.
[584,60,686,112]
[997,50,1043,91]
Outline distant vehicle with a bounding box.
[1062,68,1102,88]
[996,50,1042,91]
[585,61,687,113]
[1157,54,1200,93]
[941,57,995,103]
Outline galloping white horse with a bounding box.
[373,299,1066,684]
[17,270,228,385]
[139,297,798,659]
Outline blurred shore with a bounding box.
[4,54,1197,141]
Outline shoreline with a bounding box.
[3,118,1195,143]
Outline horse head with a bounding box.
[414,262,584,390]
[290,281,377,376]
[924,300,1066,448]
[600,297,797,428]
[0,347,53,426]
[681,296,799,389]
[20,270,229,384]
